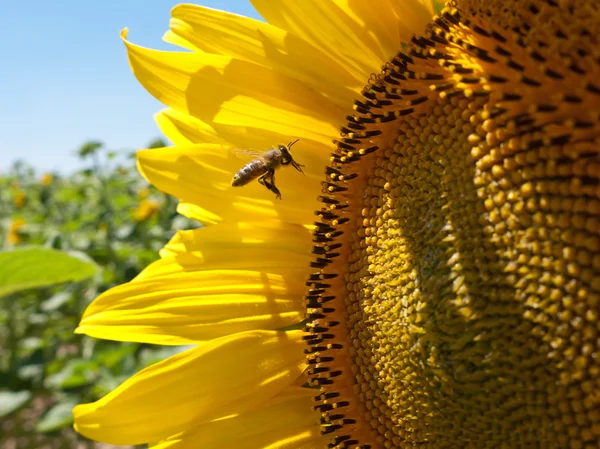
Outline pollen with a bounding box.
[305,1,600,448]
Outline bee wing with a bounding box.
[232,148,265,160]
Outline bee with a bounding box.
[231,139,304,199]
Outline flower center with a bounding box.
[306,2,600,448]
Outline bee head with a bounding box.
[280,139,299,164]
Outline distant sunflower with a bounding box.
[40,173,53,186]
[133,198,160,222]
[74,1,600,448]
[13,190,25,208]
[7,218,25,245]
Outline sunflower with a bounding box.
[13,189,26,208]
[7,218,26,245]
[133,198,160,222]
[74,1,600,448]
[40,173,53,186]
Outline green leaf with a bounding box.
[94,343,137,369]
[41,292,72,312]
[77,141,103,158]
[0,390,32,417]
[45,233,64,250]
[20,337,45,351]
[115,223,135,239]
[0,248,99,297]
[138,346,190,368]
[17,364,44,382]
[147,137,167,149]
[45,360,96,389]
[36,398,79,432]
[27,313,49,325]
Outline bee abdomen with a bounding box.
[231,160,266,187]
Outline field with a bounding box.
[0,141,196,449]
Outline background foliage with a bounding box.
[0,140,196,449]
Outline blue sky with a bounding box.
[0,1,262,173]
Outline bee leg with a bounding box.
[282,158,305,175]
[268,171,282,199]
[258,170,282,199]
[291,160,305,174]
[257,172,269,189]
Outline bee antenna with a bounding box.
[287,139,300,149]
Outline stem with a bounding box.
[91,152,119,271]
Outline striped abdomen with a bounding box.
[231,159,268,186]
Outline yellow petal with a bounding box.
[335,0,435,58]
[154,108,334,166]
[159,220,311,258]
[176,201,221,226]
[154,108,225,146]
[388,0,438,41]
[73,330,307,445]
[76,270,305,345]
[136,144,322,225]
[162,29,201,52]
[151,387,325,449]
[133,247,310,283]
[122,29,342,145]
[250,0,384,81]
[170,4,360,107]
[76,223,311,344]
